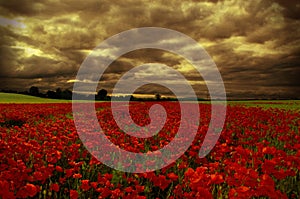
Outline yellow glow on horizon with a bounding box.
[67,79,77,83]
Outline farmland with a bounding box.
[0,94,299,198]
[0,93,70,104]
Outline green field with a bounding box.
[0,92,299,111]
[228,100,300,111]
[0,93,70,103]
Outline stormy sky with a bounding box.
[0,0,299,99]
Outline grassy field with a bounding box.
[0,92,299,111]
[0,92,70,103]
[228,100,300,111]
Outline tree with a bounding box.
[155,93,161,101]
[62,89,72,100]
[46,90,56,99]
[56,88,62,99]
[97,89,108,100]
[29,86,39,96]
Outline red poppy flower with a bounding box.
[210,174,224,185]
[55,165,63,172]
[167,172,178,181]
[185,168,194,178]
[197,187,212,199]
[125,186,133,193]
[50,183,59,192]
[90,182,98,189]
[80,180,90,191]
[0,180,15,199]
[70,190,79,199]
[20,183,38,198]
[152,175,171,190]
[73,173,82,179]
[135,185,144,193]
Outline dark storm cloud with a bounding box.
[0,0,299,98]
[0,46,77,79]
[273,0,300,20]
[0,76,73,92]
[134,84,174,96]
[0,0,44,16]
[0,26,16,46]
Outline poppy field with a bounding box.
[0,101,299,198]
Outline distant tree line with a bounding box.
[0,87,182,101]
[47,88,72,99]
[0,87,112,101]
[28,86,73,100]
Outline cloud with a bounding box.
[0,0,299,99]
